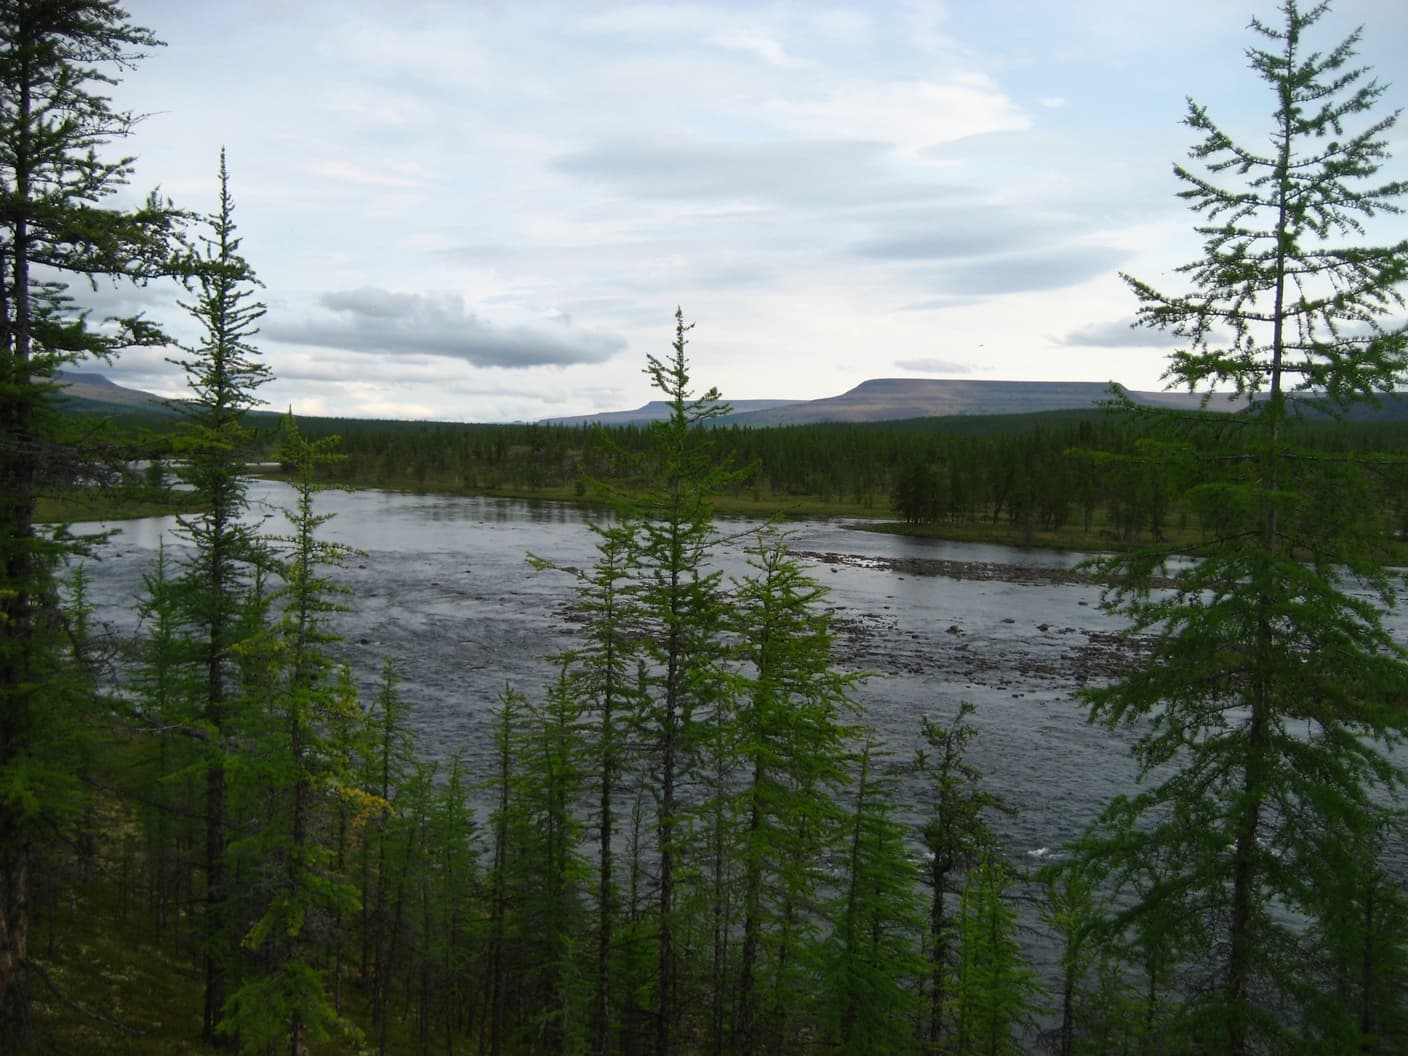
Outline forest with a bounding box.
[86,401,1408,554]
[277,407,1408,546]
[4,2,1408,1055]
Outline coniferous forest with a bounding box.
[3,3,1408,1055]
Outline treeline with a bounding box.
[268,409,1408,548]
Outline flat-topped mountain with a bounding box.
[546,398,804,427]
[726,378,1224,425]
[545,378,1244,427]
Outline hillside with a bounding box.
[542,378,1235,426]
[57,370,1408,428]
[724,378,1229,425]
[54,371,174,415]
[545,397,803,427]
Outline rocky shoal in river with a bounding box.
[794,549,1179,589]
[796,550,1153,686]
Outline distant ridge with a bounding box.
[55,370,173,412]
[51,370,1408,427]
[544,398,803,427]
[725,378,1169,425]
[548,378,1250,427]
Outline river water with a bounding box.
[74,479,1146,864]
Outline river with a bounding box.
[74,478,1148,865]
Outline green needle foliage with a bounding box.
[0,0,180,1042]
[220,415,363,1055]
[728,531,859,1056]
[907,701,1012,1053]
[823,737,925,1055]
[167,153,273,1045]
[1079,3,1408,1052]
[628,309,741,1054]
[950,858,1039,1056]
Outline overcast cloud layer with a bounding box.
[85,1,1408,422]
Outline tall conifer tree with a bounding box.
[823,738,925,1055]
[1080,3,1408,1051]
[168,151,271,1044]
[533,519,644,1056]
[908,702,1008,1053]
[631,309,737,1054]
[219,416,362,1055]
[728,532,858,1055]
[0,1,177,1040]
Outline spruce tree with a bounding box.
[0,1,178,1040]
[1080,3,1408,1051]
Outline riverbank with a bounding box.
[35,492,204,525]
[20,478,1186,556]
[45,477,1408,565]
[250,474,1168,554]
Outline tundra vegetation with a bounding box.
[3,2,1407,1055]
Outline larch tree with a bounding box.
[823,737,925,1055]
[631,308,738,1055]
[907,701,1009,1054]
[358,660,416,1056]
[727,531,858,1056]
[949,858,1038,1056]
[0,1,178,1042]
[531,518,644,1056]
[167,151,272,1044]
[219,415,362,1055]
[1079,2,1408,1052]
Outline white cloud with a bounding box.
[929,245,1130,296]
[552,138,908,208]
[812,9,872,44]
[576,5,721,36]
[322,82,435,129]
[267,287,627,369]
[1055,318,1185,348]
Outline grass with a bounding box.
[35,491,205,526]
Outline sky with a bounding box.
[79,0,1408,423]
